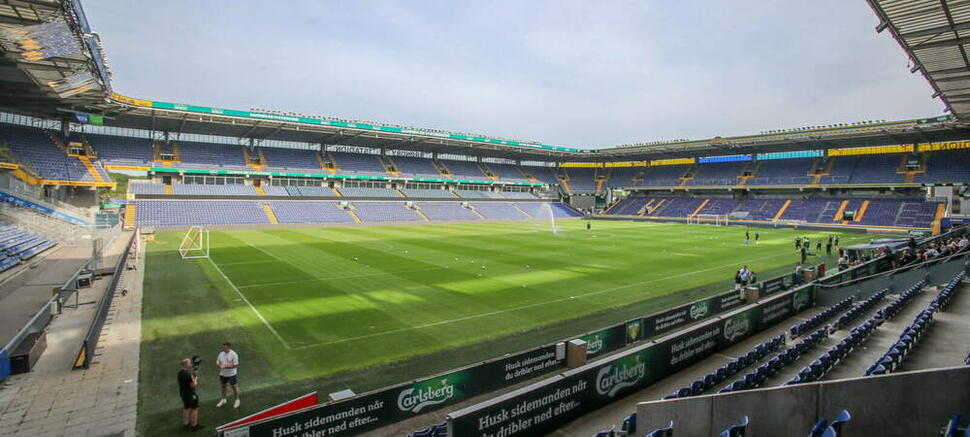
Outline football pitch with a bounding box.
[137,220,867,433]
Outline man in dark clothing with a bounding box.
[834,235,840,247]
[825,239,832,255]
[586,222,591,231]
[794,237,800,251]
[179,358,201,430]
[800,246,808,264]
[815,240,822,254]
[754,232,759,244]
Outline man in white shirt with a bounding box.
[216,342,240,408]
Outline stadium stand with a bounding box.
[399,188,457,198]
[440,160,487,179]
[689,161,744,186]
[604,196,943,229]
[174,141,248,169]
[336,186,402,198]
[746,158,815,185]
[267,201,355,224]
[352,202,423,222]
[260,147,324,172]
[135,200,269,226]
[172,184,257,196]
[487,163,531,182]
[329,151,386,175]
[512,202,582,218]
[393,156,441,178]
[261,185,289,196]
[471,202,529,219]
[499,191,537,199]
[562,168,597,193]
[454,189,500,199]
[415,202,480,221]
[86,133,154,165]
[0,125,95,181]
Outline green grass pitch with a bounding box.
[136,220,868,434]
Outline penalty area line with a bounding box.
[207,257,292,349]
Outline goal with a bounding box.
[688,214,728,226]
[178,226,210,259]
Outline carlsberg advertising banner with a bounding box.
[581,323,627,358]
[449,289,808,437]
[639,289,744,340]
[244,344,564,437]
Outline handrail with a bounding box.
[73,230,135,369]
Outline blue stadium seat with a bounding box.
[644,421,673,437]
[808,418,828,437]
[719,416,749,437]
[619,413,635,436]
[828,410,851,435]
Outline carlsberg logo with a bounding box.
[586,335,605,355]
[724,314,751,342]
[595,357,646,397]
[793,290,811,311]
[690,301,710,319]
[397,379,455,413]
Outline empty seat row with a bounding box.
[865,272,964,376]
[788,281,927,384]
[791,297,853,338]
[722,329,828,392]
[669,335,785,398]
[873,280,927,321]
[834,288,889,330]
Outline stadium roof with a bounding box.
[867,0,970,121]
[0,0,112,118]
[2,1,970,162]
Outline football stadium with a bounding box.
[0,1,968,437]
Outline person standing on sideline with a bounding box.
[216,343,241,408]
[754,232,760,244]
[800,245,808,264]
[744,230,750,245]
[825,238,832,255]
[794,237,800,251]
[178,358,201,431]
[834,235,840,249]
[586,222,591,231]
[815,240,822,254]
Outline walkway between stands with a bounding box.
[0,243,92,347]
[0,231,140,437]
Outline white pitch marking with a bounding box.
[207,258,291,349]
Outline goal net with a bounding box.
[688,214,728,226]
[178,226,210,259]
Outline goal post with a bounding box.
[179,226,210,259]
[689,214,728,226]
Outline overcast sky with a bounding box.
[83,1,943,149]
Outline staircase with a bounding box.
[645,198,666,216]
[559,178,573,194]
[164,185,173,195]
[255,186,266,196]
[433,159,451,177]
[854,200,870,222]
[261,204,279,224]
[833,200,849,221]
[79,135,98,157]
[689,199,710,219]
[340,204,363,223]
[511,204,532,218]
[774,199,792,220]
[46,131,69,154]
[76,156,107,182]
[379,156,399,176]
[410,204,431,222]
[464,204,487,219]
[315,152,329,170]
[123,204,137,229]
[478,162,497,180]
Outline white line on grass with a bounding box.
[207,258,292,349]
[290,252,784,350]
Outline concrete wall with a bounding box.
[636,366,969,436]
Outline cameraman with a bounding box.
[178,358,201,431]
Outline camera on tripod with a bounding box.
[190,355,203,374]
